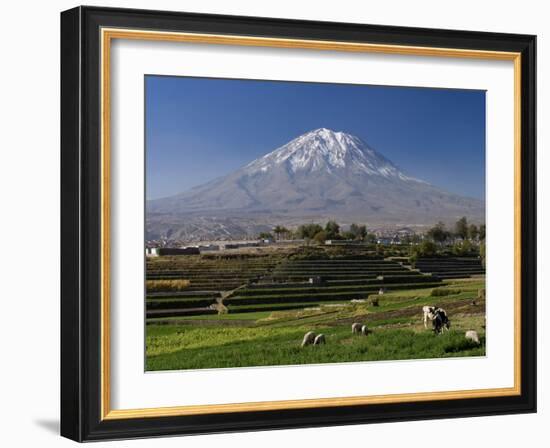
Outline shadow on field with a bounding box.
[444,335,486,353]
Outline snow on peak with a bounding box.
[244,128,425,183]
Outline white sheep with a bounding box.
[351,322,362,334]
[465,330,480,344]
[301,331,316,347]
[361,325,368,336]
[313,334,326,345]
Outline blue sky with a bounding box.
[145,76,486,200]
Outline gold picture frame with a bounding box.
[61,6,536,441]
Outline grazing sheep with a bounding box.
[351,323,362,334]
[465,330,480,344]
[301,331,316,347]
[313,334,326,345]
[361,325,368,336]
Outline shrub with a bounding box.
[430,287,462,297]
[313,230,327,244]
[451,240,478,256]
[412,240,437,257]
[290,247,329,260]
[146,279,191,292]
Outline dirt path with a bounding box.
[334,297,485,327]
[211,284,246,313]
[212,259,285,314]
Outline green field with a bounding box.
[145,246,486,371]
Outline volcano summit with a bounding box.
[147,128,484,240]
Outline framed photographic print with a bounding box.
[60,6,536,442]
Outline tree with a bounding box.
[365,233,377,243]
[427,221,450,244]
[410,240,437,267]
[468,224,479,241]
[297,223,323,240]
[341,231,355,240]
[412,240,437,257]
[479,224,486,241]
[349,223,367,241]
[258,232,273,240]
[324,221,341,240]
[479,241,486,267]
[454,216,469,240]
[282,226,290,238]
[313,230,327,244]
[452,239,473,255]
[273,225,290,240]
[415,241,437,257]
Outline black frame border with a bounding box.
[61,6,536,442]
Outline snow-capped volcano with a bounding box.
[244,128,421,183]
[147,128,484,240]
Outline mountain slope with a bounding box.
[147,128,484,240]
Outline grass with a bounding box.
[227,302,325,313]
[225,282,443,304]
[146,325,485,371]
[162,311,274,321]
[148,309,341,323]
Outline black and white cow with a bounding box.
[422,306,437,329]
[422,306,450,333]
[431,307,450,333]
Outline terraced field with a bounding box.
[146,254,283,318]
[145,247,486,370]
[223,259,441,313]
[146,257,442,319]
[415,257,485,279]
